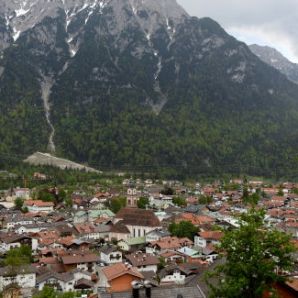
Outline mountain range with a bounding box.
[1,0,298,177]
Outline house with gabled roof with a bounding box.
[36,271,75,292]
[36,269,94,292]
[5,214,34,230]
[194,230,223,248]
[0,233,32,253]
[97,263,144,293]
[125,251,159,273]
[36,269,95,292]
[145,228,171,243]
[74,223,110,240]
[0,265,36,292]
[146,236,193,254]
[59,251,100,273]
[23,200,54,213]
[100,246,122,265]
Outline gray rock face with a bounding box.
[128,0,187,33]
[250,44,298,84]
[0,0,187,44]
[0,0,61,43]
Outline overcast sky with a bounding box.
[177,0,298,63]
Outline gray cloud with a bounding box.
[177,0,298,62]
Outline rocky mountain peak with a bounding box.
[249,44,298,84]
[128,0,187,19]
[0,0,187,51]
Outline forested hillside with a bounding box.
[1,0,298,178]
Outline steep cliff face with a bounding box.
[0,0,298,176]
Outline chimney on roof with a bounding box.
[145,287,151,298]
[132,288,139,298]
[132,281,140,298]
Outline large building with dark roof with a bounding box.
[114,208,161,238]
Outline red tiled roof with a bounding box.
[40,248,65,256]
[262,188,278,194]
[263,201,284,208]
[177,213,214,226]
[102,263,143,281]
[24,200,54,207]
[74,223,96,234]
[57,236,75,246]
[60,252,99,265]
[36,231,60,245]
[151,236,193,250]
[39,257,58,265]
[271,196,286,202]
[198,231,223,241]
[126,252,159,267]
[159,250,185,258]
[186,197,198,204]
[285,222,298,228]
[24,212,47,218]
[286,278,298,292]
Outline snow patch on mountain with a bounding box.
[12,29,21,41]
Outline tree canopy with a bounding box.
[172,196,187,207]
[161,187,175,196]
[38,189,55,202]
[169,220,199,240]
[137,197,149,209]
[243,192,261,206]
[109,197,127,213]
[4,245,33,267]
[206,209,296,298]
[198,195,212,205]
[14,197,24,211]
